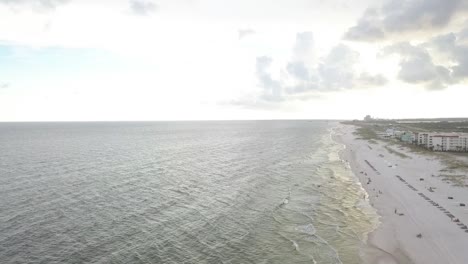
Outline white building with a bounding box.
[415,132,468,152]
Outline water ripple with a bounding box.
[0,121,377,263]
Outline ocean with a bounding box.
[0,121,377,263]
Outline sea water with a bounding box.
[0,121,377,263]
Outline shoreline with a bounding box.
[334,123,468,264]
[331,127,407,264]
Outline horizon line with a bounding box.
[1,117,468,123]
[0,119,346,123]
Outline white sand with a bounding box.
[336,124,468,264]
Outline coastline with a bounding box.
[334,123,468,264]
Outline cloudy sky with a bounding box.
[1,0,467,121]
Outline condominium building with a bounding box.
[414,132,468,152]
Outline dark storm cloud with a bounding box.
[129,0,157,16]
[345,0,468,42]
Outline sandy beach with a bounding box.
[335,124,468,264]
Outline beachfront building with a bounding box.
[414,132,468,152]
[384,127,406,139]
[415,132,430,147]
[461,136,468,151]
[400,132,414,143]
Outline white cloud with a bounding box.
[235,33,389,107]
[0,0,467,120]
[255,56,284,102]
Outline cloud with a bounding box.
[284,32,319,93]
[384,42,453,89]
[356,73,388,87]
[292,32,315,64]
[238,29,255,40]
[429,33,468,80]
[286,61,312,83]
[382,0,462,32]
[237,33,388,107]
[318,44,359,90]
[0,0,68,11]
[255,56,283,102]
[383,26,468,90]
[0,83,10,89]
[316,45,387,89]
[345,0,468,42]
[255,33,317,100]
[344,9,385,41]
[459,26,468,42]
[129,0,157,16]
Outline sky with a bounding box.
[0,0,468,121]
